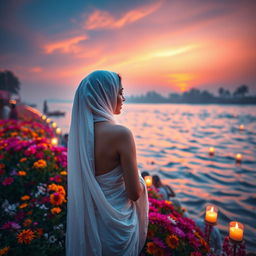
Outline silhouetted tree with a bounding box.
[233,85,249,97]
[168,93,180,99]
[0,70,20,94]
[218,87,230,98]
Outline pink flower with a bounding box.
[2,177,14,186]
[1,221,21,230]
[35,151,44,159]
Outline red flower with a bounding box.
[2,177,14,186]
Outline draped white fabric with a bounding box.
[65,70,149,256]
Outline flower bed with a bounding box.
[0,119,213,256]
[0,121,67,256]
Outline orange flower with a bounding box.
[48,184,66,196]
[48,183,58,191]
[165,200,172,205]
[18,171,27,176]
[165,234,179,249]
[19,157,27,162]
[147,229,155,239]
[0,163,5,169]
[50,192,65,206]
[0,247,10,255]
[33,159,47,168]
[27,211,33,215]
[17,229,35,244]
[200,238,209,249]
[19,203,28,209]
[10,132,18,137]
[146,242,156,254]
[35,228,44,238]
[51,207,62,214]
[23,219,32,227]
[21,195,30,201]
[56,185,66,196]
[60,171,67,176]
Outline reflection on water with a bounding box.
[50,103,256,251]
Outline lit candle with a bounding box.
[239,124,244,131]
[51,137,58,146]
[46,118,51,124]
[236,153,242,163]
[209,147,215,156]
[56,128,62,135]
[205,205,218,224]
[42,115,46,120]
[144,176,152,187]
[52,122,57,128]
[229,222,244,241]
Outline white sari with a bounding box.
[65,70,148,256]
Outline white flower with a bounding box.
[168,216,177,225]
[49,235,57,243]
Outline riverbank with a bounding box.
[1,105,252,255]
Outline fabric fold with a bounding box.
[66,70,148,256]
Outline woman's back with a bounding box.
[94,122,121,176]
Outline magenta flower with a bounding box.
[1,221,21,230]
[2,177,14,186]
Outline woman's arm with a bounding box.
[116,126,143,201]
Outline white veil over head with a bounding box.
[66,70,121,255]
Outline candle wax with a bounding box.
[229,226,243,241]
[205,211,217,223]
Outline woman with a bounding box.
[66,70,148,256]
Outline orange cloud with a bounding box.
[30,66,43,73]
[85,1,162,30]
[167,73,195,92]
[44,35,88,54]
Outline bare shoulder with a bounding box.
[111,125,133,140]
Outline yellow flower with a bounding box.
[60,171,67,176]
[33,159,47,168]
[23,219,32,227]
[21,195,30,201]
[18,171,27,176]
[166,234,179,249]
[0,247,10,255]
[50,192,65,206]
[19,157,27,162]
[51,207,62,214]
[19,203,28,209]
[17,229,35,244]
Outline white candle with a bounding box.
[229,222,243,241]
[144,176,152,187]
[205,206,217,223]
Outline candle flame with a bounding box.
[235,222,238,229]
[210,206,214,212]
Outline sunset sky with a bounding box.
[0,0,256,104]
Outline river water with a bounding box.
[49,103,256,251]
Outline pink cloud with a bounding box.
[30,66,43,73]
[44,35,88,54]
[85,1,162,30]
